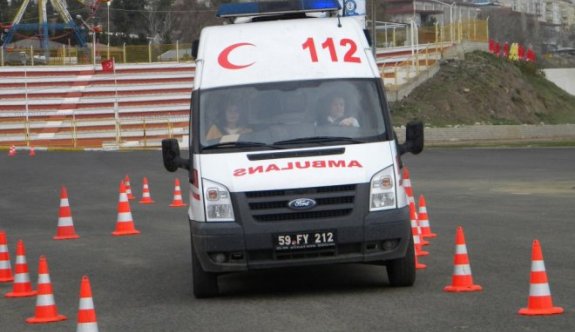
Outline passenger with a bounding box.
[206,102,252,140]
[319,95,359,127]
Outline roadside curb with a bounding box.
[396,124,575,147]
[3,124,575,151]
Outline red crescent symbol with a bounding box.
[218,43,255,70]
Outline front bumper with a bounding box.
[190,206,411,273]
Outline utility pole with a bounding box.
[371,0,376,56]
[107,0,112,59]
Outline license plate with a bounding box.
[274,230,336,251]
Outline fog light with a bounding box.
[211,253,228,264]
[382,240,399,251]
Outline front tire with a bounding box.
[192,244,219,298]
[386,236,416,287]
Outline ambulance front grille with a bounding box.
[245,184,356,222]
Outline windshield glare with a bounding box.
[199,79,387,149]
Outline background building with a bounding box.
[382,0,480,26]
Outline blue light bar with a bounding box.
[217,0,341,18]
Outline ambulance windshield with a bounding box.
[199,79,388,150]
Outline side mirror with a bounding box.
[363,29,372,47]
[191,39,199,60]
[162,138,190,172]
[399,121,424,155]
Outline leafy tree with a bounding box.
[0,0,10,24]
[170,0,223,43]
[112,0,147,44]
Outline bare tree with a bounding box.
[170,0,222,43]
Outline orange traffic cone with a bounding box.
[29,146,36,157]
[5,240,37,298]
[410,202,428,256]
[402,167,415,205]
[414,202,430,247]
[139,176,154,204]
[444,226,482,292]
[124,175,135,200]
[414,237,427,270]
[53,186,80,240]
[0,231,14,283]
[26,256,67,324]
[518,240,564,316]
[408,201,426,270]
[76,275,99,332]
[8,145,17,157]
[418,195,437,238]
[169,178,187,208]
[112,181,140,236]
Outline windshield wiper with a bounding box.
[202,141,284,150]
[274,136,364,145]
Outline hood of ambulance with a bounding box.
[198,142,395,192]
[195,17,379,89]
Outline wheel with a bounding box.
[192,245,219,298]
[386,236,416,287]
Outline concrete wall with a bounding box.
[543,68,575,96]
[385,62,441,102]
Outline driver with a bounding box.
[319,95,359,127]
[206,102,252,140]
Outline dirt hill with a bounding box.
[390,51,575,127]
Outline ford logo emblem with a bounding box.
[288,198,317,210]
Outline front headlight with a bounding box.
[370,166,396,211]
[203,179,235,222]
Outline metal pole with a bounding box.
[473,17,476,41]
[459,6,463,42]
[92,29,96,66]
[440,22,444,48]
[107,1,111,59]
[486,17,489,43]
[384,24,388,47]
[113,58,120,144]
[371,0,376,56]
[410,20,415,69]
[24,65,30,147]
[72,111,77,148]
[450,4,454,44]
[143,118,147,148]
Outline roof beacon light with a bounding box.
[217,0,341,18]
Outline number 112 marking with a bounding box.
[302,37,361,63]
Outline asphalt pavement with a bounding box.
[1,147,574,331]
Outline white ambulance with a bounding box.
[162,0,424,298]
